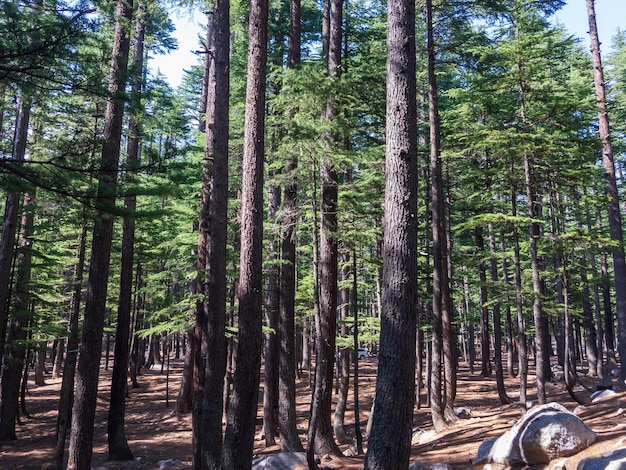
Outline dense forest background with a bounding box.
[2,0,626,468]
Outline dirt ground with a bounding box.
[1,356,625,469]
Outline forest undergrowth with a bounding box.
[0,356,624,470]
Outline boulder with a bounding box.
[485,402,597,466]
[577,448,626,470]
[252,452,309,470]
[590,389,617,403]
[408,462,428,470]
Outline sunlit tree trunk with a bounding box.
[192,0,230,467]
[220,0,268,466]
[586,0,626,378]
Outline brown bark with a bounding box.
[192,0,229,467]
[108,3,145,459]
[0,94,31,364]
[67,1,133,467]
[586,0,626,378]
[0,190,35,440]
[310,0,342,458]
[364,0,418,465]
[220,0,268,466]
[55,222,88,469]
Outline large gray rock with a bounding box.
[577,448,626,470]
[486,402,597,466]
[252,452,309,470]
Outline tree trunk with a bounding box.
[364,0,418,465]
[511,188,528,407]
[262,183,280,446]
[488,225,511,404]
[333,250,351,444]
[220,0,268,466]
[55,222,88,469]
[476,227,492,378]
[0,94,31,363]
[67,1,133,467]
[311,0,342,457]
[108,3,146,459]
[586,0,626,379]
[175,331,195,413]
[192,0,230,467]
[278,0,303,441]
[425,0,452,430]
[0,190,35,440]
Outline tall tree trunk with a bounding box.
[54,222,88,469]
[488,225,511,404]
[310,0,342,457]
[364,0,418,465]
[586,0,626,378]
[511,187,528,407]
[108,3,145,459]
[0,94,31,364]
[333,249,351,444]
[352,251,363,454]
[67,1,133,467]
[0,190,34,440]
[192,0,229,467]
[476,227,492,379]
[426,0,454,431]
[262,183,280,446]
[220,0,268,466]
[277,0,304,453]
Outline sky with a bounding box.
[150,0,625,89]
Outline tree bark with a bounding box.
[55,222,88,469]
[108,3,146,459]
[262,182,280,446]
[220,0,268,466]
[364,0,418,465]
[0,94,31,364]
[67,1,133,467]
[192,0,229,467]
[0,190,35,440]
[586,0,626,378]
[310,0,342,457]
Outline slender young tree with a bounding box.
[67,1,133,467]
[277,0,305,452]
[309,0,343,457]
[364,0,418,465]
[586,0,626,378]
[221,0,268,466]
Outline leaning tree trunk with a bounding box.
[220,0,268,467]
[67,1,133,468]
[586,0,626,379]
[364,0,418,465]
[108,3,146,460]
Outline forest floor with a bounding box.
[1,356,625,469]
